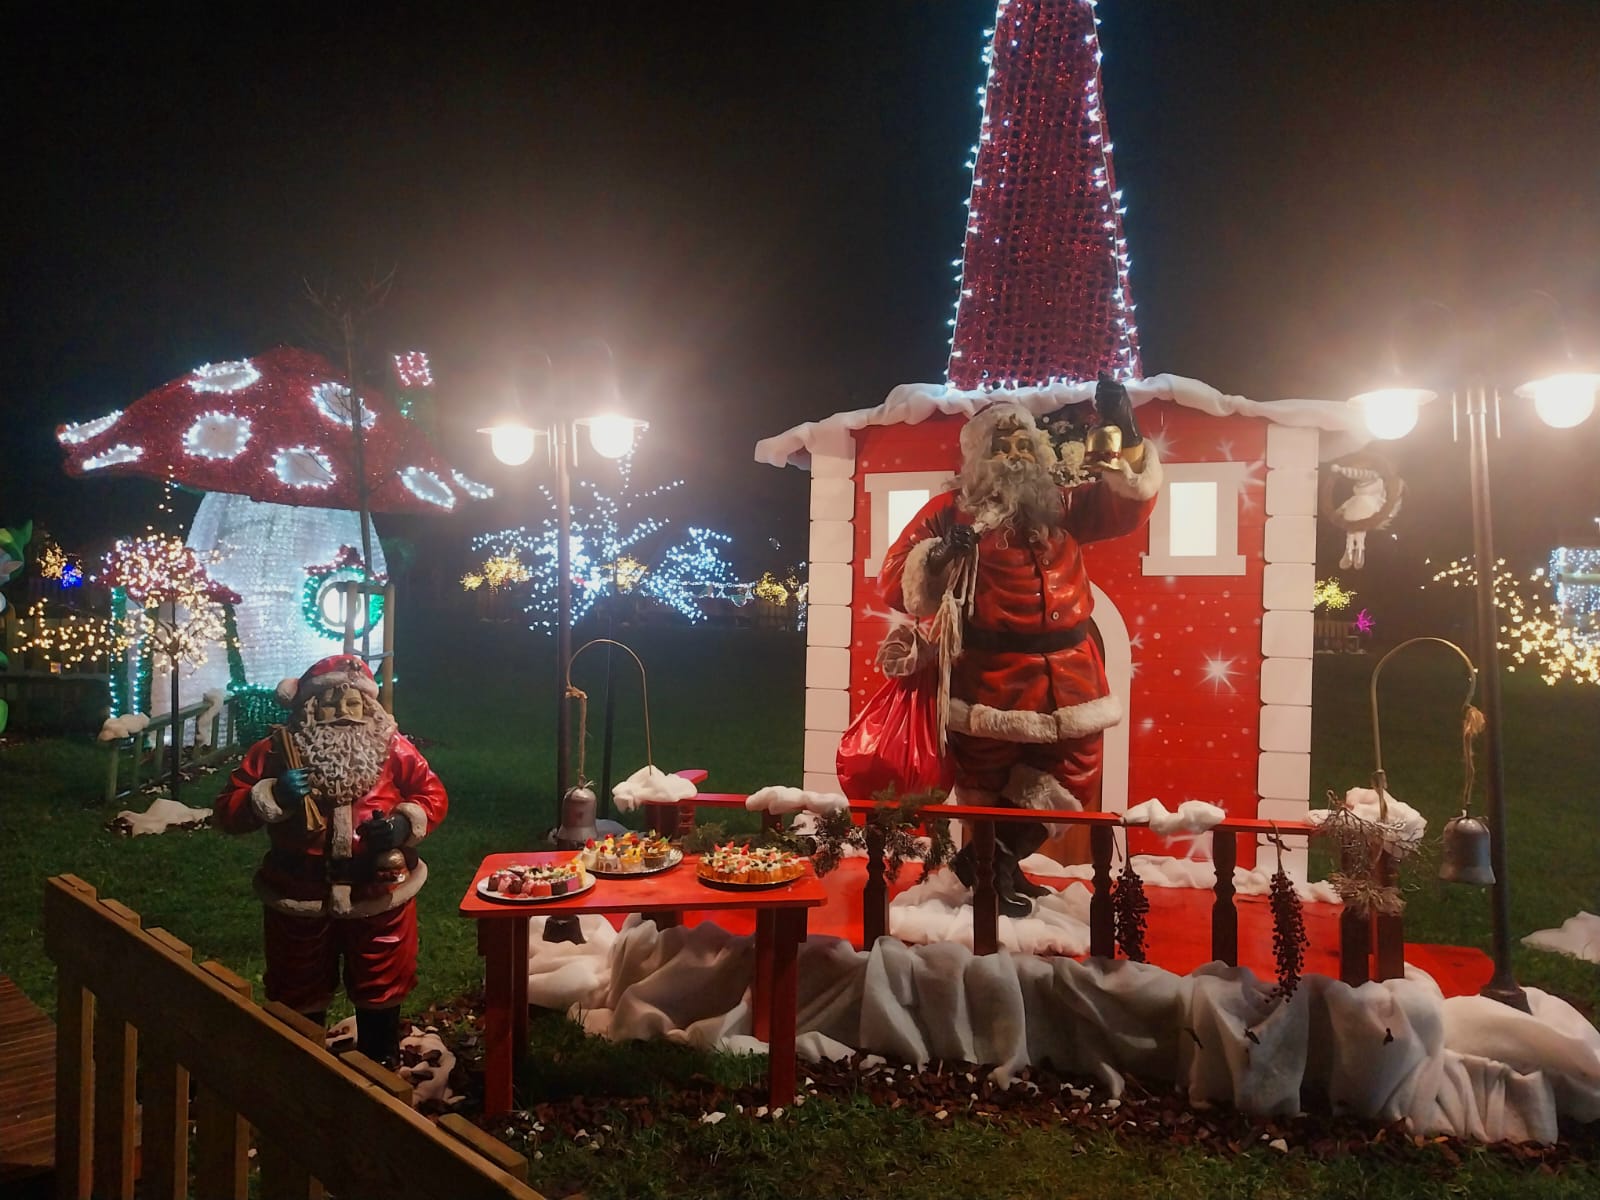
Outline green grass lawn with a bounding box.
[3,610,1599,1197]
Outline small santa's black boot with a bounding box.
[355,1006,403,1067]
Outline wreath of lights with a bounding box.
[188,359,262,393]
[301,547,386,640]
[182,411,253,460]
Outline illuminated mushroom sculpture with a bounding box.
[58,347,491,718]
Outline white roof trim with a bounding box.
[754,373,1370,470]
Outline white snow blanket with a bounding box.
[747,786,850,816]
[612,765,698,812]
[99,712,151,741]
[1022,852,1342,905]
[754,373,1369,469]
[1308,786,1427,853]
[112,796,212,836]
[552,918,1600,1144]
[1124,798,1228,834]
[1524,912,1600,964]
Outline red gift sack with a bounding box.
[835,666,954,798]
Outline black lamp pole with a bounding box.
[1461,382,1529,1011]
[554,418,573,812]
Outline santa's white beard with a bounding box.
[293,708,395,806]
[959,457,1063,545]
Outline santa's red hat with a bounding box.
[276,654,379,709]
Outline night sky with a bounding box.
[7,1,1599,602]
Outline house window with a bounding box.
[863,471,952,577]
[1142,461,1248,576]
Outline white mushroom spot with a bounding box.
[399,466,455,509]
[274,446,336,488]
[183,412,252,460]
[310,381,376,430]
[188,360,262,393]
[58,411,124,445]
[81,443,144,471]
[451,470,494,500]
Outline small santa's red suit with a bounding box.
[214,670,447,1014]
[879,445,1161,811]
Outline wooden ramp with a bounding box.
[0,975,54,1189]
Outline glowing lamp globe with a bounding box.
[1515,373,1599,430]
[1348,387,1437,440]
[482,421,538,467]
[582,414,645,460]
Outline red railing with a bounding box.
[648,792,1403,987]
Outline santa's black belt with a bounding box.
[963,624,1089,654]
[267,848,367,884]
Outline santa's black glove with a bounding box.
[927,523,977,571]
[358,811,411,853]
[1094,371,1143,448]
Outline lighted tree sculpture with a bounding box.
[57,348,491,725]
[99,533,242,802]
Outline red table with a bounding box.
[458,851,828,1117]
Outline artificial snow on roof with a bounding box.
[755,373,1369,470]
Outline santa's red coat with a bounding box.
[215,732,448,919]
[879,462,1159,758]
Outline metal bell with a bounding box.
[1439,812,1495,886]
[554,783,600,850]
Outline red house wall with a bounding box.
[848,401,1271,853]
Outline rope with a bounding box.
[566,638,654,783]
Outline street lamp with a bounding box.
[479,355,647,843]
[1348,309,1599,1012]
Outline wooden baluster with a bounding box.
[194,962,253,1200]
[862,821,888,948]
[971,819,998,955]
[55,966,94,1200]
[141,929,196,1200]
[1374,849,1405,981]
[1338,844,1373,986]
[1210,832,1239,966]
[92,900,141,1200]
[1089,825,1115,958]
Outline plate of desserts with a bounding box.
[477,859,595,902]
[579,832,683,878]
[695,842,808,890]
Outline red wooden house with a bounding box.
[756,0,1367,877]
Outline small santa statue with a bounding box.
[214,654,447,1064]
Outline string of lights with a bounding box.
[1424,557,1600,686]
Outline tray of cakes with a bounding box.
[695,842,808,890]
[477,859,594,902]
[579,832,683,878]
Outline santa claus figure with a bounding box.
[878,376,1161,916]
[214,654,447,1063]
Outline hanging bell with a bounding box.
[554,782,600,850]
[1439,812,1495,886]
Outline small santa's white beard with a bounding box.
[293,706,396,811]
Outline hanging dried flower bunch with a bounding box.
[1267,833,1309,999]
[1111,836,1149,962]
[1314,796,1418,918]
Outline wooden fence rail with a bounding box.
[42,874,542,1200]
[651,793,1403,987]
[102,695,245,805]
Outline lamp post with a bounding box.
[1349,316,1598,1012]
[480,356,646,839]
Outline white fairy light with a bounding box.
[81,444,143,471]
[188,360,261,393]
[397,466,455,509]
[310,381,376,429]
[274,446,335,488]
[182,411,252,460]
[57,411,123,444]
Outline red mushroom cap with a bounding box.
[57,347,491,514]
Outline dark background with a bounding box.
[6,1,1599,621]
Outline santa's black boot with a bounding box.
[951,844,976,888]
[355,1006,403,1067]
[1002,820,1051,898]
[990,844,1034,918]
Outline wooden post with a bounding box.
[140,929,196,1200]
[1210,832,1239,966]
[92,900,141,1200]
[1089,825,1115,959]
[54,967,94,1200]
[1338,844,1373,986]
[971,819,998,956]
[1374,849,1405,981]
[862,821,889,948]
[194,962,253,1200]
